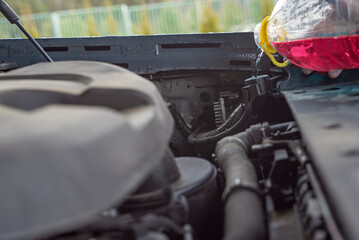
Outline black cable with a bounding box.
[269,121,296,132]
[188,103,251,145]
[212,103,245,133]
[168,104,192,137]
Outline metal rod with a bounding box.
[15,22,53,62]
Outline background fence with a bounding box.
[0,0,276,38]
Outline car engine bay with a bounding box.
[0,33,359,240]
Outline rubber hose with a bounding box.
[216,123,269,240]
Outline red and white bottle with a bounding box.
[254,0,359,72]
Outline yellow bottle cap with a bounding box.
[260,16,290,68]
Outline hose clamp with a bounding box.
[222,178,262,202]
[217,136,248,153]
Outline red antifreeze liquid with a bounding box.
[272,35,359,72]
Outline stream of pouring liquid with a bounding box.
[252,48,264,77]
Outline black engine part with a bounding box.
[121,156,220,240]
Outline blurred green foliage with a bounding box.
[199,1,222,33]
[260,0,275,19]
[0,0,276,38]
[138,5,153,35]
[5,0,147,13]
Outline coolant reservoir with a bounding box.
[254,0,359,72]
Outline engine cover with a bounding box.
[0,61,173,240]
